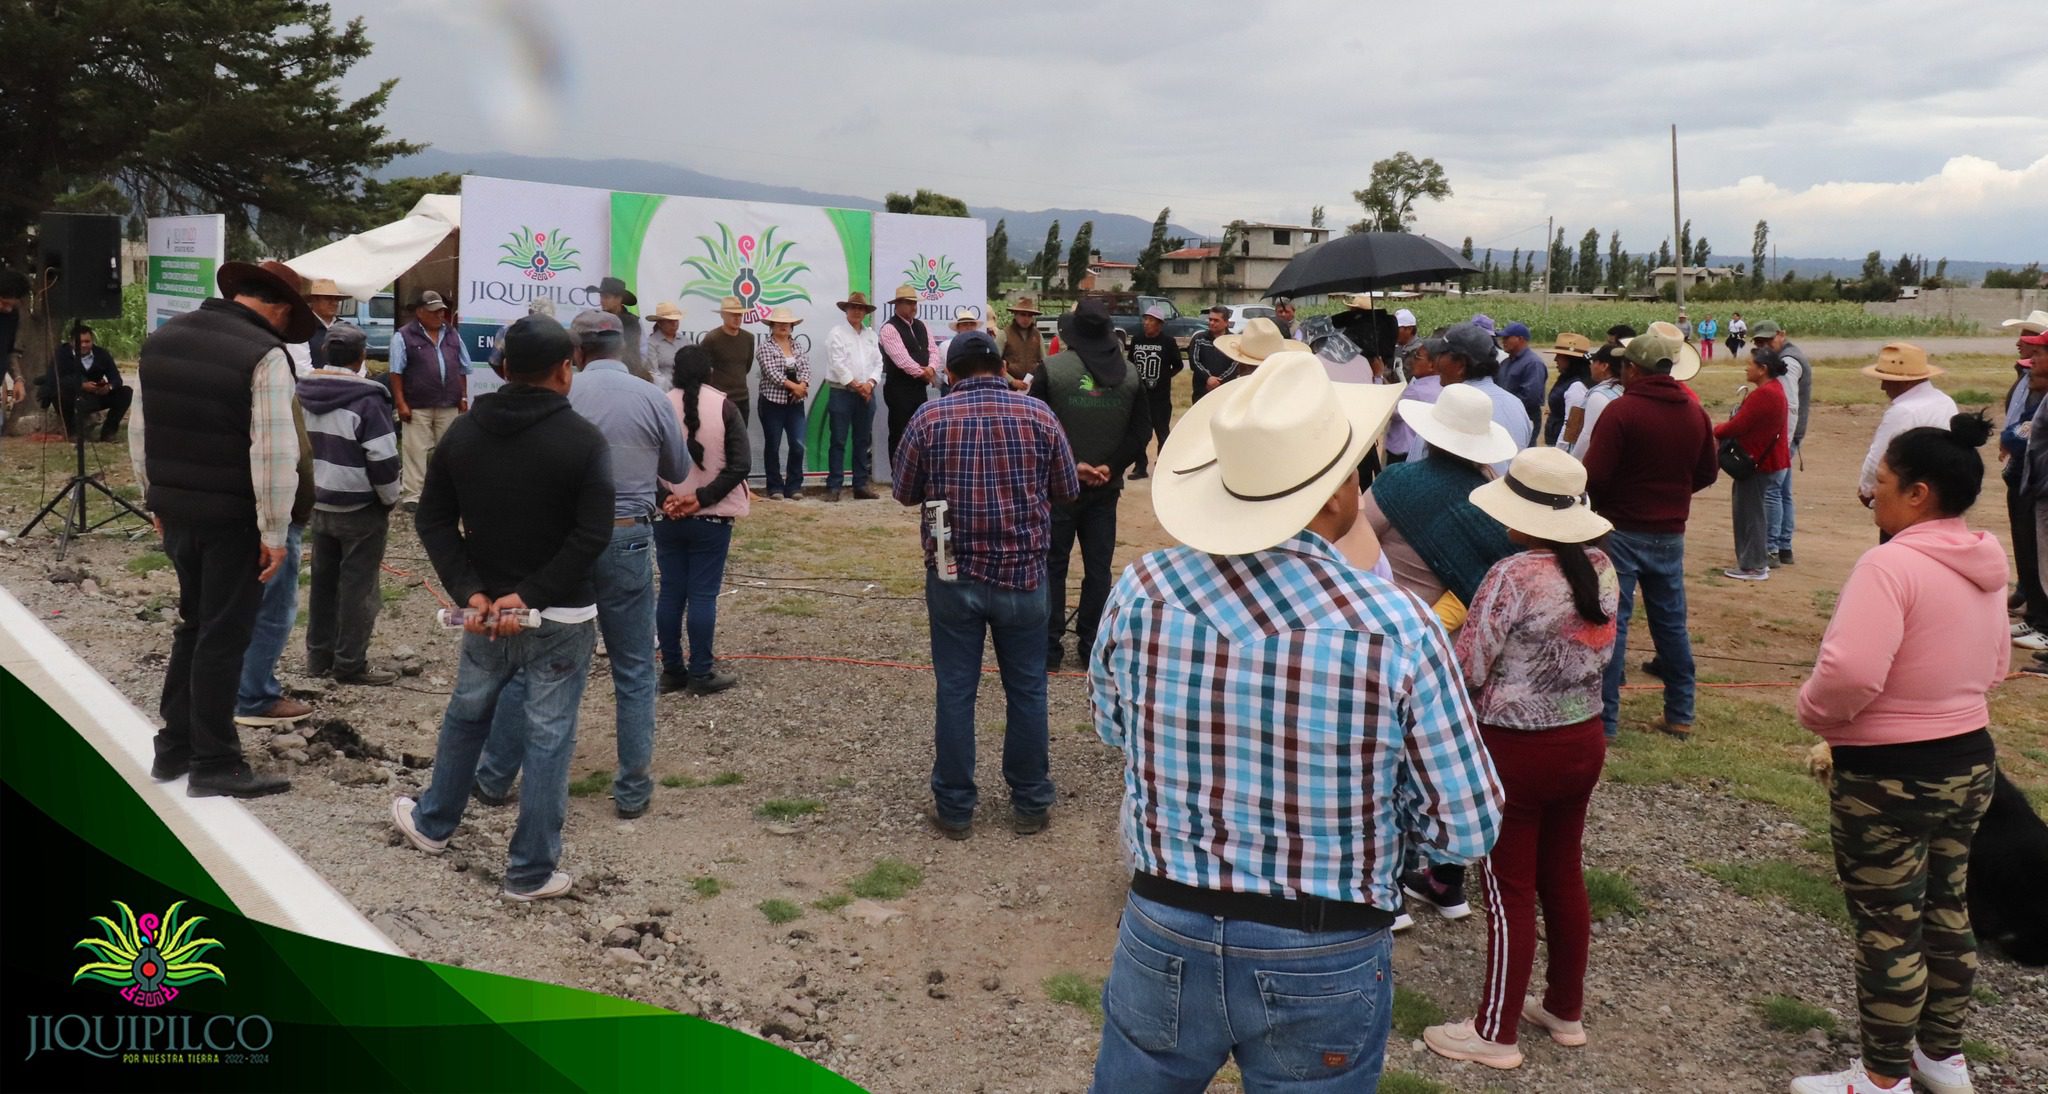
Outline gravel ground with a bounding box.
[4,440,2044,1093]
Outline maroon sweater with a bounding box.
[1581,375,1719,534]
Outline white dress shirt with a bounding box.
[1859,381,1959,497]
[827,323,883,387]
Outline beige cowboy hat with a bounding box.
[717,295,746,315]
[1009,295,1042,316]
[1860,341,1944,381]
[951,307,982,329]
[1153,351,1403,556]
[1400,384,1519,465]
[836,290,876,313]
[2000,309,2048,335]
[1643,321,1703,381]
[1214,317,1311,368]
[1341,292,1379,310]
[1550,332,1593,359]
[304,277,346,299]
[1468,447,1613,544]
[649,301,685,324]
[889,284,920,305]
[763,306,803,327]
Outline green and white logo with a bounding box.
[679,224,811,322]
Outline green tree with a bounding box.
[1348,152,1452,233]
[1677,220,1693,269]
[1606,230,1624,294]
[1133,207,1173,294]
[1751,220,1769,287]
[1656,239,1673,270]
[0,0,420,266]
[1481,249,1496,290]
[1032,220,1062,291]
[1691,236,1710,268]
[1547,227,1570,292]
[358,172,462,229]
[883,189,969,217]
[1066,221,1095,293]
[1576,228,1601,293]
[1508,248,1521,292]
[1984,263,2044,289]
[1523,251,1536,293]
[985,219,1010,296]
[1888,253,1919,287]
[1924,257,1949,289]
[1310,205,1326,229]
[1861,250,1886,283]
[1460,236,1475,290]
[1217,220,1249,288]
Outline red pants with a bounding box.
[1702,337,1715,360]
[1473,717,1607,1044]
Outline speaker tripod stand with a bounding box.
[19,403,150,560]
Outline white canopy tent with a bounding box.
[288,194,460,300]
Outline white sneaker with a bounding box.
[501,870,574,902]
[1723,567,1772,582]
[2012,619,2035,638]
[1392,911,1414,932]
[2013,625,2048,652]
[1909,1048,1971,1094]
[1521,997,1587,1046]
[390,796,447,854]
[1790,1059,1913,1093]
[1422,1020,1523,1070]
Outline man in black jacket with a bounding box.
[391,314,615,903]
[50,325,132,440]
[1125,304,1183,479]
[1187,305,1234,402]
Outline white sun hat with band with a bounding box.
[1642,320,1703,381]
[1467,447,1613,544]
[1153,351,1403,555]
[1399,384,1518,466]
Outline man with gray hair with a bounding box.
[1429,321,1531,473]
[472,309,686,820]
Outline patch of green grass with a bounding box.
[1377,1073,1451,1094]
[1585,867,1644,921]
[1757,994,1836,1034]
[1701,860,1846,926]
[689,876,722,898]
[1949,388,1997,405]
[757,898,803,925]
[812,892,852,912]
[1606,694,1830,834]
[1043,972,1103,1020]
[706,771,745,786]
[848,859,923,900]
[380,583,409,605]
[660,774,696,789]
[566,769,612,798]
[1391,985,1445,1040]
[755,798,822,821]
[125,551,171,574]
[1971,986,2001,1006]
[762,596,819,618]
[1811,588,1838,616]
[1961,1038,2007,1063]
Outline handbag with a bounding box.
[1717,436,1758,480]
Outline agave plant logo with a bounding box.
[497,226,582,281]
[678,224,811,322]
[73,901,224,1009]
[905,254,963,300]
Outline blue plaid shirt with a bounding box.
[1091,532,1503,910]
[892,375,1080,591]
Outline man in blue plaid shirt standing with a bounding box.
[894,330,1080,840]
[1087,351,1504,1092]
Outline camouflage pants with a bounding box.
[1828,762,1994,1076]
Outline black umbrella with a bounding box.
[1262,231,1477,299]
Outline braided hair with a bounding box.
[672,343,711,467]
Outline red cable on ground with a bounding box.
[380,562,454,611]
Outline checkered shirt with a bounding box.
[1090,532,1503,910]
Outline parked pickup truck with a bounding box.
[1033,293,1206,352]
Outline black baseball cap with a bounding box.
[501,314,574,377]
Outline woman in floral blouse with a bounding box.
[755,306,812,500]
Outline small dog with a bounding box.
[1806,741,2048,966]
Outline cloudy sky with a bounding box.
[330,0,2047,263]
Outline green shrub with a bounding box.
[1757,994,1836,1034]
[1585,867,1644,921]
[757,899,803,924]
[755,798,821,821]
[567,769,611,797]
[848,859,923,900]
[812,892,851,912]
[689,876,721,898]
[1043,972,1103,1020]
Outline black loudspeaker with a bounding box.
[36,212,125,319]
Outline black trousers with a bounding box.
[884,373,929,472]
[1047,486,1120,665]
[2010,480,2047,630]
[158,517,265,772]
[1134,385,1174,474]
[58,386,132,439]
[306,505,391,677]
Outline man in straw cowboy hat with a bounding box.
[824,290,883,501]
[1857,343,1957,513]
[586,275,647,380]
[644,301,687,390]
[701,295,755,424]
[1088,351,1501,1091]
[391,289,473,508]
[1749,319,1809,564]
[1212,316,1311,382]
[892,330,1079,840]
[1028,298,1151,672]
[999,296,1044,391]
[129,258,322,798]
[295,276,348,376]
[1580,329,1718,741]
[880,284,939,463]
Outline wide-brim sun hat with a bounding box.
[1860,341,1944,380]
[836,291,875,313]
[1468,447,1613,544]
[587,276,637,308]
[1643,321,1703,381]
[1153,350,1403,556]
[889,284,920,305]
[649,301,685,323]
[1999,309,2048,334]
[717,295,746,315]
[1215,317,1311,367]
[1400,383,1518,465]
[216,260,318,343]
[763,306,802,327]
[1551,331,1593,359]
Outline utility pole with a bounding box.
[1544,214,1553,316]
[1670,124,1685,315]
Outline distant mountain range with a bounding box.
[385,150,1204,265]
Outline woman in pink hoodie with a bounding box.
[1793,413,2009,1094]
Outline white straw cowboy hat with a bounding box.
[763,306,803,327]
[889,284,921,305]
[1400,384,1519,465]
[1468,447,1613,544]
[1860,341,1943,381]
[717,295,746,315]
[1999,309,2048,335]
[951,307,982,328]
[649,301,685,323]
[304,277,346,299]
[1214,317,1311,368]
[1154,351,1403,555]
[1643,321,1703,381]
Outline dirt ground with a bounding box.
[2,348,2045,1093]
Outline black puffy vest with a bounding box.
[138,298,281,523]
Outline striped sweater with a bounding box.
[296,368,401,512]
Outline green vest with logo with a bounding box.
[1041,350,1139,469]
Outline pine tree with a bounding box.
[1033,221,1062,291]
[985,219,1010,297]
[1607,230,1624,295]
[1577,228,1601,293]
[1066,221,1096,294]
[1751,220,1769,287]
[1133,208,1172,294]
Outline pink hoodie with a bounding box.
[1798,517,2012,746]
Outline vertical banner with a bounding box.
[144,215,225,331]
[457,175,612,393]
[868,212,988,332]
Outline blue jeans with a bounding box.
[1090,892,1394,1093]
[654,517,733,676]
[477,523,657,812]
[1601,529,1695,738]
[927,572,1053,822]
[1765,462,1796,553]
[826,387,874,491]
[414,619,595,892]
[758,396,807,496]
[235,522,302,715]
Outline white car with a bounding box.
[1222,303,1276,333]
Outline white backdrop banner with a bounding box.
[457,175,611,326]
[145,215,225,331]
[869,212,987,329]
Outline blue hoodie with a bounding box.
[296,368,400,512]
